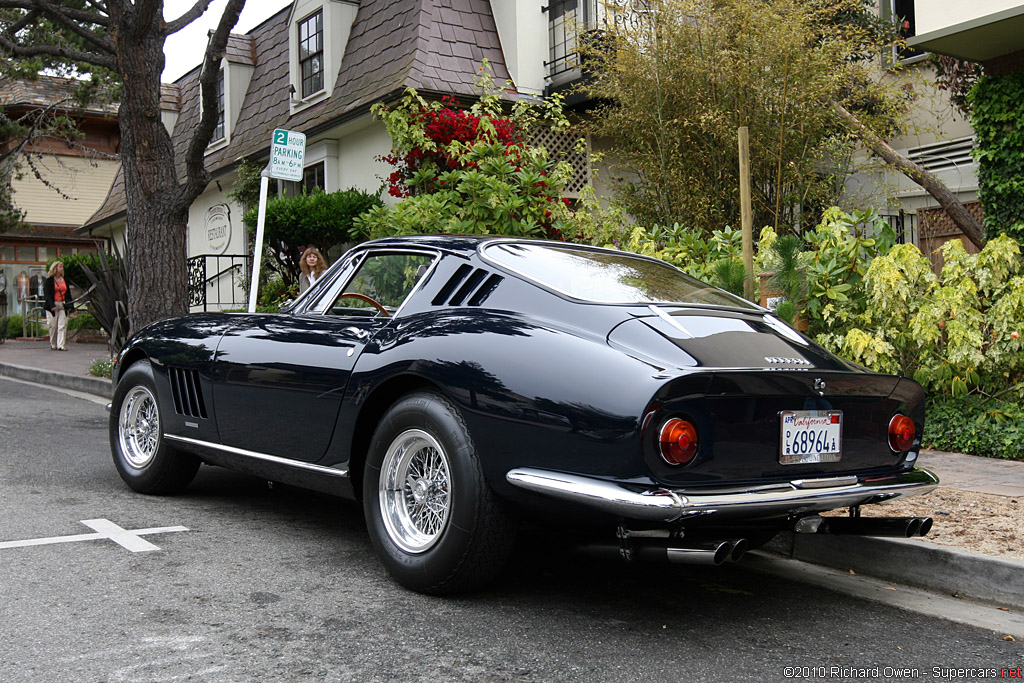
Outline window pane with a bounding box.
[38,246,50,262]
[1,246,15,261]
[331,253,434,315]
[17,246,36,262]
[483,243,757,308]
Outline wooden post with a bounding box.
[738,126,754,301]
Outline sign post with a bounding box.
[248,129,306,312]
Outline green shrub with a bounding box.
[6,314,23,338]
[57,251,104,290]
[89,358,114,379]
[970,72,1024,243]
[68,310,101,330]
[354,79,576,241]
[243,187,382,284]
[925,396,1024,460]
[819,235,1024,401]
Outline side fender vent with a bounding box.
[168,367,208,419]
[432,265,503,307]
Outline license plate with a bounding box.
[779,410,842,464]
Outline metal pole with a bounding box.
[738,126,754,301]
[247,172,270,313]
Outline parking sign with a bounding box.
[269,128,306,181]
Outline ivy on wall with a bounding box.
[970,72,1024,243]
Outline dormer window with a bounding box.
[212,69,225,142]
[298,10,324,98]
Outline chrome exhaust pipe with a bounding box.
[914,517,933,537]
[574,539,736,566]
[820,516,923,538]
[726,538,749,562]
[665,540,732,566]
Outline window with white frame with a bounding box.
[298,10,324,98]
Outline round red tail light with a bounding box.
[660,418,699,465]
[888,414,915,452]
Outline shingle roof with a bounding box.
[0,75,118,115]
[84,0,512,230]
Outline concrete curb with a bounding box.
[766,531,1024,610]
[0,361,111,399]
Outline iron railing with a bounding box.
[187,253,250,311]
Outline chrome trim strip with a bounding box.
[165,434,349,478]
[792,476,858,489]
[649,305,694,339]
[506,468,939,524]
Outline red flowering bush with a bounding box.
[354,74,577,240]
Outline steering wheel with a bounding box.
[338,292,390,317]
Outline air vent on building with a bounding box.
[906,136,975,173]
[168,367,208,419]
[432,265,503,307]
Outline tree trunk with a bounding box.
[108,3,189,335]
[832,102,986,250]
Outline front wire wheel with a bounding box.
[109,359,199,494]
[118,385,161,469]
[379,429,452,554]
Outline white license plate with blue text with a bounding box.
[779,410,842,464]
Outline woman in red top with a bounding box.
[44,260,73,351]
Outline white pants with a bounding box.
[46,307,67,350]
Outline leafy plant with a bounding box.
[924,396,1024,461]
[68,310,101,330]
[242,187,382,285]
[355,68,577,240]
[820,235,1024,401]
[79,241,129,356]
[970,72,1024,243]
[89,357,114,379]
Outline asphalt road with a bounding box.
[1,377,1022,682]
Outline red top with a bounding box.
[54,278,67,303]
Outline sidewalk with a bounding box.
[1,337,1022,608]
[0,338,112,397]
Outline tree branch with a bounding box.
[34,0,115,55]
[181,0,244,200]
[0,0,110,26]
[3,8,40,35]
[832,101,986,250]
[165,0,214,35]
[0,33,116,70]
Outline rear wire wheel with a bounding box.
[363,391,513,594]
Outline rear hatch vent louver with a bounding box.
[168,367,208,419]
[432,265,503,307]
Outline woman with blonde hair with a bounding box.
[44,260,74,351]
[299,246,328,294]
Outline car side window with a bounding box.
[328,252,434,317]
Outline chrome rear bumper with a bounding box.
[505,467,939,524]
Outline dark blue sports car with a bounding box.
[110,236,937,593]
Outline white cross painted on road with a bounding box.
[0,518,189,553]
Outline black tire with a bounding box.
[109,359,199,494]
[363,391,513,594]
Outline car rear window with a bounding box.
[482,242,758,308]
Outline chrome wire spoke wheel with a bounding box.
[379,428,452,554]
[118,385,161,469]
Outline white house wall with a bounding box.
[187,172,249,312]
[915,0,1021,35]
